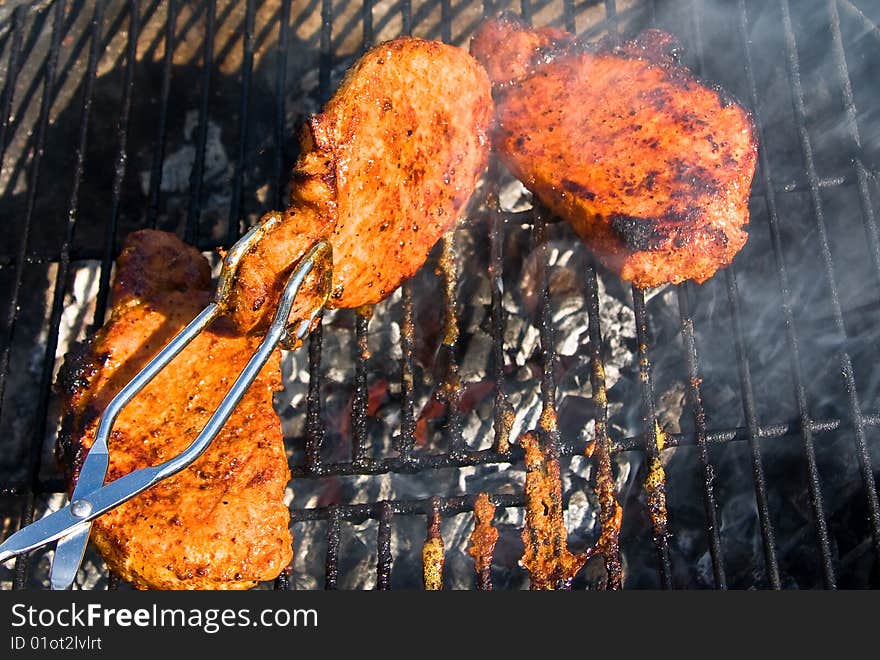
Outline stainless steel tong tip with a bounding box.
[0,233,332,584]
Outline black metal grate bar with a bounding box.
[305,317,325,474]
[779,0,880,568]
[620,413,880,451]
[0,6,52,187]
[533,208,561,456]
[284,408,880,479]
[274,1,293,595]
[3,0,65,589]
[18,0,104,592]
[0,1,62,422]
[631,287,673,589]
[376,501,393,589]
[325,505,341,589]
[273,0,291,208]
[583,263,622,589]
[736,0,834,589]
[726,260,799,588]
[519,4,562,469]
[226,0,256,245]
[184,0,216,245]
[681,0,736,589]
[92,0,139,331]
[604,0,619,34]
[351,309,370,465]
[146,0,176,229]
[440,0,452,42]
[486,161,512,455]
[0,5,24,173]
[609,0,670,589]
[440,230,466,458]
[826,0,880,286]
[396,282,417,462]
[362,0,373,49]
[294,492,525,524]
[519,0,532,26]
[563,0,575,33]
[304,0,336,477]
[319,0,332,101]
[274,570,290,590]
[347,0,375,477]
[107,573,120,590]
[401,0,412,34]
[676,284,726,589]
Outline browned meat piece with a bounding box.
[228,36,493,332]
[471,15,758,287]
[56,230,291,590]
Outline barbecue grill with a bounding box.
[1,0,879,590]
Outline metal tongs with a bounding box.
[0,216,332,589]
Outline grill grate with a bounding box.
[1,0,879,589]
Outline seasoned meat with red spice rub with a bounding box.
[56,230,291,590]
[471,15,757,287]
[229,37,493,331]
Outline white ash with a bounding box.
[283,217,652,588]
[498,176,534,214]
[138,110,233,199]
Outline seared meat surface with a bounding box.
[471,15,758,287]
[56,230,291,590]
[229,37,493,331]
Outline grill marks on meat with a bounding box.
[471,15,758,287]
[56,230,291,590]
[228,37,493,331]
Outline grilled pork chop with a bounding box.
[471,15,758,287]
[228,36,493,331]
[56,230,291,590]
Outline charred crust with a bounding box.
[609,213,667,251]
[707,226,730,247]
[55,342,104,401]
[54,342,107,482]
[561,178,596,200]
[609,204,707,252]
[669,159,721,196]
